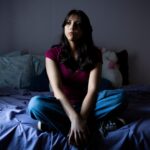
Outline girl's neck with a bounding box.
[69,42,78,60]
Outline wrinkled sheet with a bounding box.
[0,86,150,150]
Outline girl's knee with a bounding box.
[27,96,43,113]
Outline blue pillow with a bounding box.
[30,55,49,91]
[0,55,34,89]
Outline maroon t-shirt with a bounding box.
[45,46,101,105]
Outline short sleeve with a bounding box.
[45,47,61,62]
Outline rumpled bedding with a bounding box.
[0,86,150,150]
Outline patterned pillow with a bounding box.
[101,48,129,87]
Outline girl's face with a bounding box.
[64,14,83,43]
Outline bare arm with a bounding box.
[45,58,78,121]
[80,62,102,121]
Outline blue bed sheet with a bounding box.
[0,86,150,150]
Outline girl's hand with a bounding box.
[68,115,90,147]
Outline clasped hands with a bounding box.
[68,114,90,147]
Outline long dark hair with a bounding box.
[58,9,100,71]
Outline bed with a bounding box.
[0,50,150,150]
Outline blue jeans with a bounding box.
[27,89,127,135]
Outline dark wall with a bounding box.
[0,0,150,84]
[0,0,12,54]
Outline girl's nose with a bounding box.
[70,23,77,30]
[70,23,74,30]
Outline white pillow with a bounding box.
[102,49,123,88]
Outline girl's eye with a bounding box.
[66,21,71,25]
[75,21,81,26]
[73,23,80,28]
[66,20,81,26]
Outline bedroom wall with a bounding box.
[0,0,150,84]
[0,0,12,54]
